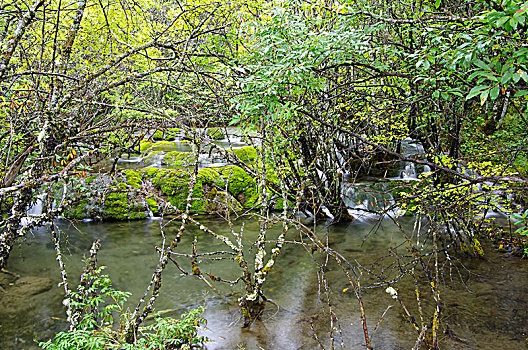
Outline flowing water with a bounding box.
[1,216,527,349]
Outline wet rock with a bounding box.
[203,185,242,214]
[0,276,53,314]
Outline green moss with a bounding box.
[65,199,90,219]
[140,140,183,153]
[190,168,226,212]
[153,129,177,141]
[207,127,224,140]
[203,190,242,214]
[84,175,96,185]
[122,170,142,189]
[162,151,194,167]
[274,198,289,211]
[103,192,147,220]
[146,197,159,215]
[472,238,485,257]
[142,167,228,213]
[197,168,225,188]
[217,166,258,208]
[152,130,164,140]
[147,168,191,211]
[140,140,152,152]
[227,146,259,165]
[245,189,259,208]
[103,192,130,220]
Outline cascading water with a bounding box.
[395,138,431,180]
[20,193,46,225]
[26,193,45,217]
[342,181,397,221]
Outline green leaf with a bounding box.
[500,71,513,84]
[480,89,489,105]
[496,15,511,27]
[435,0,441,9]
[514,90,528,97]
[466,85,487,100]
[490,85,500,100]
[473,59,490,71]
[520,70,528,83]
[468,70,490,80]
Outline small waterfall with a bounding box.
[401,163,417,179]
[342,182,396,221]
[20,193,46,226]
[144,151,164,168]
[27,193,45,216]
[140,198,161,220]
[396,138,430,180]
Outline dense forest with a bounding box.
[0,0,527,348]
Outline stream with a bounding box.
[1,216,527,349]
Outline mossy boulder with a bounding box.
[123,169,142,189]
[227,146,259,165]
[145,197,159,216]
[64,171,151,221]
[62,165,270,220]
[145,167,229,214]
[152,130,164,140]
[140,140,184,153]
[166,128,180,140]
[153,129,178,141]
[217,166,258,208]
[202,187,242,214]
[104,192,133,220]
[140,140,153,152]
[162,151,194,167]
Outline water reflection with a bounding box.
[2,217,527,349]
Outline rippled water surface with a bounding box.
[1,217,527,349]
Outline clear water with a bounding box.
[2,217,527,349]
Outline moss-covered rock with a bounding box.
[152,130,164,140]
[103,192,148,220]
[227,146,259,165]
[145,197,159,216]
[66,198,90,219]
[62,165,265,220]
[217,166,258,208]
[203,187,242,214]
[140,140,152,152]
[162,151,194,167]
[144,167,230,213]
[123,169,142,189]
[153,129,178,141]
